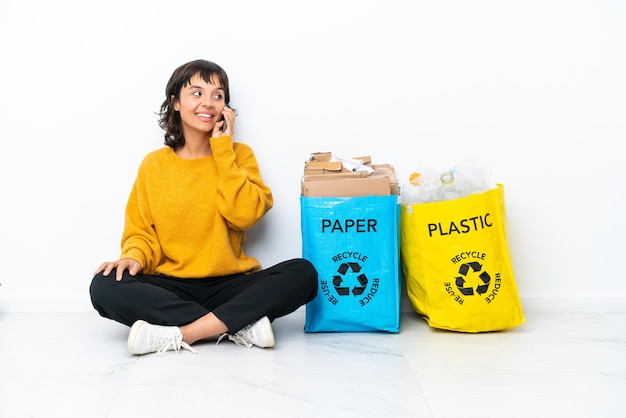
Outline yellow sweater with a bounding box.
[120,136,273,278]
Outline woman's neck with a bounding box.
[175,135,213,159]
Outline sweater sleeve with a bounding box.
[210,135,273,231]
[119,158,162,272]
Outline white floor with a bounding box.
[0,308,624,418]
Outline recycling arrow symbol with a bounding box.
[332,262,369,296]
[455,261,491,296]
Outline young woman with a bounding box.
[90,59,318,355]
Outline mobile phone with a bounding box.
[220,105,230,131]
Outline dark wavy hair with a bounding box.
[158,60,232,149]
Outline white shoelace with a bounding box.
[216,330,253,348]
[155,333,197,356]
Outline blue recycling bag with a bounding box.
[301,195,401,332]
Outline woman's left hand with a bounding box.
[213,106,236,137]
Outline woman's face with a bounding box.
[173,73,226,137]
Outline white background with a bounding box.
[1,0,624,312]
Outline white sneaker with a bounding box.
[127,320,197,356]
[217,316,275,348]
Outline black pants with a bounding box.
[89,258,318,333]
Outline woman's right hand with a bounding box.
[93,258,142,281]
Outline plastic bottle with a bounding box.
[439,157,495,201]
[438,168,466,201]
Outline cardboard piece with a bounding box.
[304,161,344,175]
[301,176,392,197]
[301,152,399,197]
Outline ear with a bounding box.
[171,95,180,111]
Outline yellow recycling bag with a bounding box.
[400,184,525,332]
